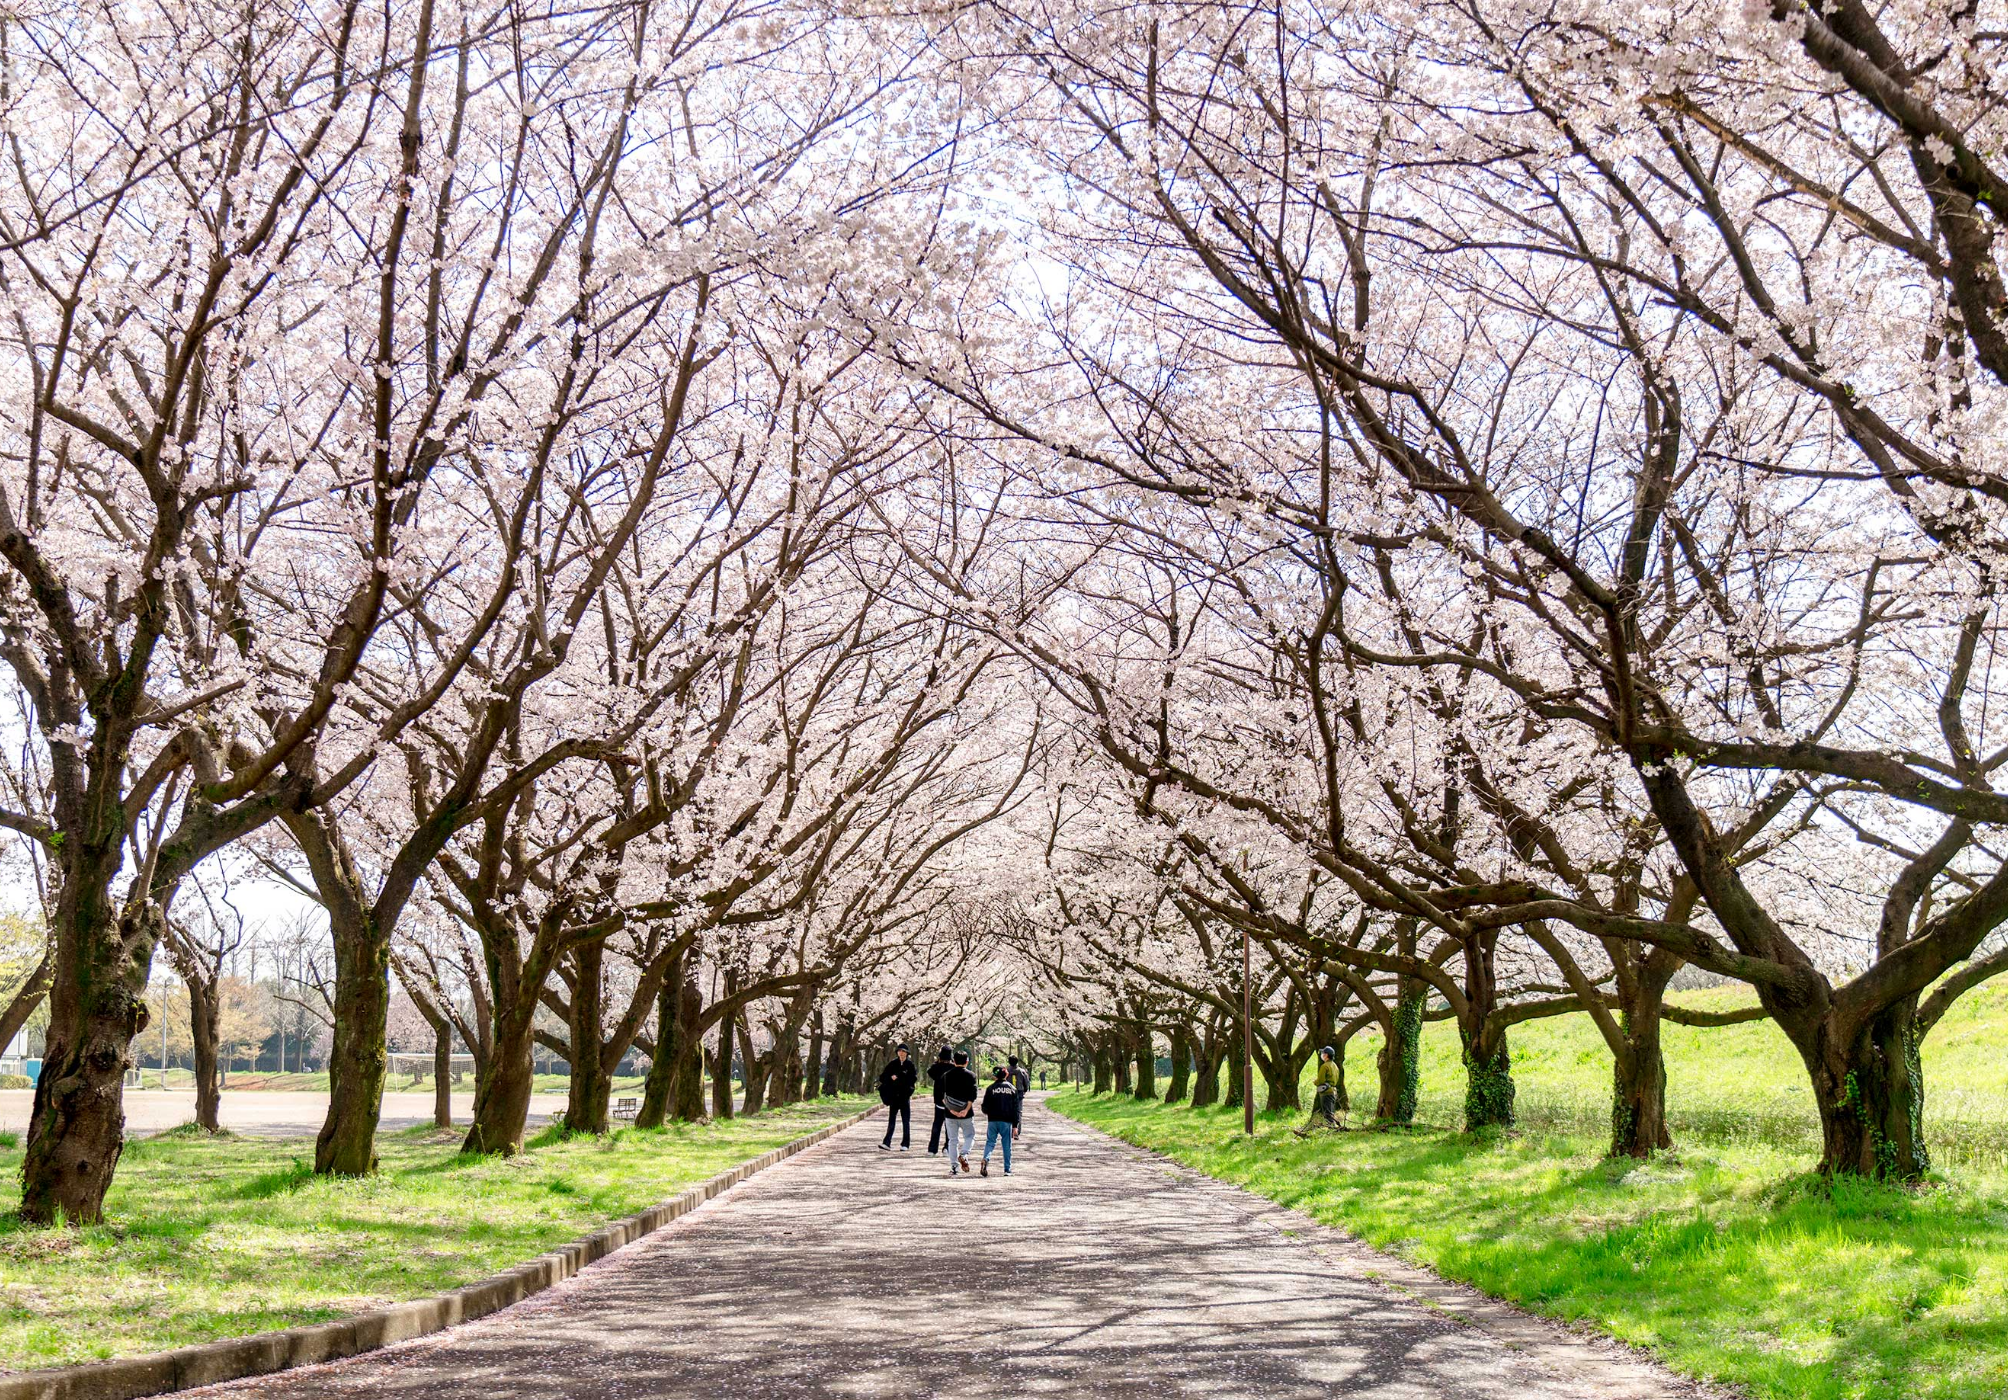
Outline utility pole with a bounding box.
[1242,926,1254,1136]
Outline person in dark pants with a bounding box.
[980,1066,1021,1176]
[939,1050,979,1175]
[878,1044,917,1150]
[925,1045,953,1154]
[1007,1055,1031,1145]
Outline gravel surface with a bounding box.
[188,1098,1718,1399]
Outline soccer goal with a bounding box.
[387,1052,476,1084]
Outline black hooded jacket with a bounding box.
[982,1078,1021,1127]
[939,1064,979,1116]
[878,1057,917,1104]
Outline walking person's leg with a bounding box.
[897,1100,911,1148]
[882,1104,899,1148]
[928,1106,945,1155]
[1001,1124,1012,1173]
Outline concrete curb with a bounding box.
[0,1106,878,1400]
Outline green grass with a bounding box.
[1375,982,2008,1172]
[1052,984,2008,1400]
[0,1096,867,1371]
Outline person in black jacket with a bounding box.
[938,1049,979,1175]
[877,1044,917,1150]
[925,1045,953,1155]
[980,1066,1021,1177]
[1007,1055,1031,1147]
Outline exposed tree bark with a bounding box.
[561,942,610,1135]
[1164,1025,1191,1104]
[188,975,221,1134]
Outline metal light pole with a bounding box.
[1242,926,1254,1137]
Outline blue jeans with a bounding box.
[984,1120,1013,1172]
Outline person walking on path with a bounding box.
[939,1049,978,1176]
[925,1045,953,1155]
[1007,1055,1031,1147]
[981,1066,1021,1176]
[878,1044,918,1151]
[1293,1046,1344,1137]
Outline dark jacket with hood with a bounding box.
[939,1064,979,1116]
[982,1077,1021,1127]
[878,1056,918,1104]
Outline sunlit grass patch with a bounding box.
[0,1096,867,1371]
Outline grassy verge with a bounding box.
[1053,1000,2008,1400]
[0,1096,868,1371]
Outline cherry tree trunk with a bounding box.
[1460,932,1515,1132]
[740,1017,769,1115]
[636,973,679,1129]
[1091,1044,1113,1094]
[1131,1027,1156,1100]
[22,876,154,1225]
[317,908,390,1176]
[802,1012,824,1102]
[1810,997,1929,1180]
[1222,1031,1246,1110]
[1329,1037,1352,1114]
[1375,980,1425,1124]
[432,1019,453,1129]
[709,1041,734,1120]
[1260,1049,1301,1111]
[189,976,222,1133]
[1610,1001,1673,1159]
[1109,1037,1131,1095]
[1164,1028,1191,1104]
[562,943,610,1135]
[1189,1029,1220,1108]
[1460,1017,1515,1132]
[463,1016,535,1155]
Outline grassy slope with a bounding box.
[1053,983,2008,1400]
[0,1097,867,1370]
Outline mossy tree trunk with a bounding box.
[1459,931,1515,1131]
[1810,995,1929,1179]
[22,876,154,1226]
[1375,977,1425,1123]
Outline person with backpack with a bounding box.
[939,1049,978,1176]
[980,1065,1021,1176]
[877,1043,917,1151]
[925,1045,953,1155]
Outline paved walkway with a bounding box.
[195,1100,1706,1399]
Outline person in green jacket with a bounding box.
[1294,1046,1344,1137]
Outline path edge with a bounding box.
[0,1106,878,1400]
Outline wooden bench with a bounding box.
[612,1096,639,1123]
